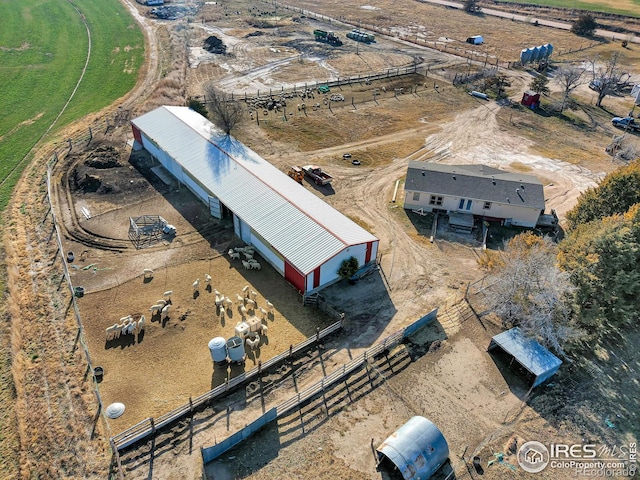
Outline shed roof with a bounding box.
[406,161,545,210]
[376,416,449,480]
[489,328,562,378]
[131,106,377,274]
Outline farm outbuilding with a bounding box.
[488,328,562,388]
[404,162,546,228]
[521,90,540,109]
[130,106,378,294]
[376,416,449,480]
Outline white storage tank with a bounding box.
[226,336,246,364]
[208,337,227,364]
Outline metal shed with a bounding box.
[376,416,449,480]
[488,327,562,387]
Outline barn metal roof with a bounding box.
[131,106,377,274]
[406,161,545,210]
[489,328,562,379]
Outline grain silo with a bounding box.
[376,416,449,480]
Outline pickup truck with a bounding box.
[302,165,333,185]
[612,116,640,132]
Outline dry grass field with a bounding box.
[3,0,640,478]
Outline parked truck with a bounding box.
[313,29,343,46]
[302,165,333,185]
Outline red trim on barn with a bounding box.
[132,124,143,144]
[365,241,373,263]
[285,261,306,293]
[313,266,321,288]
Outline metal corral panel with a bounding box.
[377,416,449,480]
[131,106,378,275]
[488,327,562,387]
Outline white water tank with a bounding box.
[208,337,227,364]
[227,336,246,364]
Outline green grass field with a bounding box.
[495,0,640,17]
[0,0,144,210]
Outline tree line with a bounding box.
[481,160,640,356]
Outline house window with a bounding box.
[412,192,420,201]
[483,201,492,210]
[429,195,443,206]
[458,198,465,209]
[465,199,472,210]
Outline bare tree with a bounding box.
[479,234,578,356]
[587,53,631,107]
[555,66,587,112]
[203,83,243,134]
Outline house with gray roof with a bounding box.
[404,162,546,228]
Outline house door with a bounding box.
[458,198,473,211]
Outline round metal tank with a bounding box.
[531,46,542,61]
[520,48,532,64]
[538,44,548,60]
[226,336,246,364]
[208,337,227,364]
[376,416,449,480]
[545,43,554,58]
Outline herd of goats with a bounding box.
[244,87,349,117]
[103,245,274,349]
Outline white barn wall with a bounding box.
[250,233,285,275]
[141,134,183,180]
[319,244,368,290]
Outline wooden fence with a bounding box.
[110,318,344,451]
[200,308,439,464]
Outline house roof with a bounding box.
[406,161,545,210]
[131,106,378,275]
[489,327,562,378]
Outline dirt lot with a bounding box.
[3,0,640,478]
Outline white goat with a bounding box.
[106,324,119,341]
[250,290,257,301]
[150,304,163,314]
[143,268,154,278]
[125,321,137,336]
[215,295,224,307]
[162,304,171,317]
[258,307,268,320]
[246,335,260,350]
[213,289,221,297]
[119,315,133,324]
[193,278,200,292]
[243,251,254,261]
[239,305,248,317]
[242,285,249,295]
[155,299,166,308]
[137,315,146,333]
[228,249,240,260]
[235,293,245,303]
[163,290,173,300]
[242,260,252,270]
[223,296,233,309]
[245,299,256,310]
[260,324,268,335]
[250,262,262,270]
[266,300,274,312]
[204,273,212,285]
